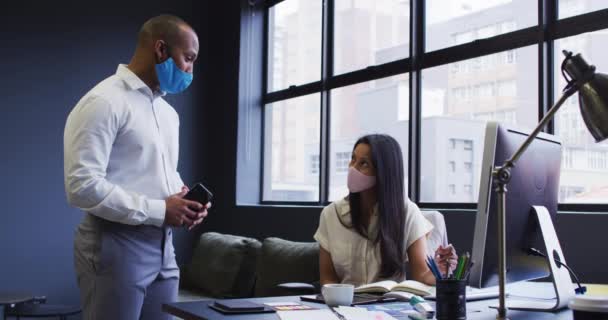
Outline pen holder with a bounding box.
[435,279,467,320]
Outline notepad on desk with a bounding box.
[355,280,433,297]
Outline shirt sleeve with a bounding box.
[404,200,434,250]
[64,95,166,226]
[314,204,332,251]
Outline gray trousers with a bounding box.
[74,214,179,320]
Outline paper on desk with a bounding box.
[335,306,398,320]
[277,309,340,320]
[264,301,315,311]
[335,306,368,320]
[265,302,302,306]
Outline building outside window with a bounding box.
[448,184,456,195]
[464,184,473,196]
[259,0,608,208]
[310,155,320,174]
[335,152,351,173]
[464,162,473,173]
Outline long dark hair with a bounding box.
[348,134,407,279]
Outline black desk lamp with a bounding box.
[493,51,608,320]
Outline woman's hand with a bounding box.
[434,244,458,277]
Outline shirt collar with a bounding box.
[115,64,166,98]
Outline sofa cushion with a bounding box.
[182,232,261,298]
[254,237,319,297]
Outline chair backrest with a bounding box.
[421,210,449,256]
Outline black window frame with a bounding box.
[258,0,608,212]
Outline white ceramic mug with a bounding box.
[321,283,354,307]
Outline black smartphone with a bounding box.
[183,183,213,206]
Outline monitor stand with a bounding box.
[493,205,575,311]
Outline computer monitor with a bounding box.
[469,121,574,311]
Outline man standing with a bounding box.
[64,15,206,320]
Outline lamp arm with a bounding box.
[500,85,579,172]
[493,84,579,320]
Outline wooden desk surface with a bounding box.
[163,282,608,320]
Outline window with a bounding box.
[560,186,585,203]
[498,80,516,97]
[449,161,456,173]
[477,24,497,39]
[452,30,474,46]
[268,0,322,91]
[335,152,351,173]
[463,140,473,151]
[329,74,409,200]
[587,151,608,170]
[559,0,608,19]
[555,32,608,204]
[310,155,320,174]
[334,0,410,75]
[426,1,533,52]
[505,50,516,64]
[263,93,320,202]
[420,46,537,203]
[562,148,574,169]
[464,162,472,172]
[464,184,473,196]
[257,0,608,211]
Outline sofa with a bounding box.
[178,232,320,301]
[177,210,447,301]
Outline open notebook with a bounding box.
[300,293,400,305]
[355,280,433,297]
[355,280,501,301]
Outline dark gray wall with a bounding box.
[0,0,209,309]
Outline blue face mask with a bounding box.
[155,57,193,94]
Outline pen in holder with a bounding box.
[435,278,467,320]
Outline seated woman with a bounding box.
[314,134,456,286]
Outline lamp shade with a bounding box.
[562,51,608,143]
[578,73,608,142]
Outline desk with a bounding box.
[163,282,607,320]
[0,293,33,320]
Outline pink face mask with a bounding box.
[347,166,377,193]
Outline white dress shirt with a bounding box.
[314,197,433,286]
[64,65,184,227]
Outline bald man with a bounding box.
[64,15,206,320]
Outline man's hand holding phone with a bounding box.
[164,183,213,229]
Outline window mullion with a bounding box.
[540,0,558,133]
[408,0,424,203]
[259,5,271,204]
[319,0,334,204]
